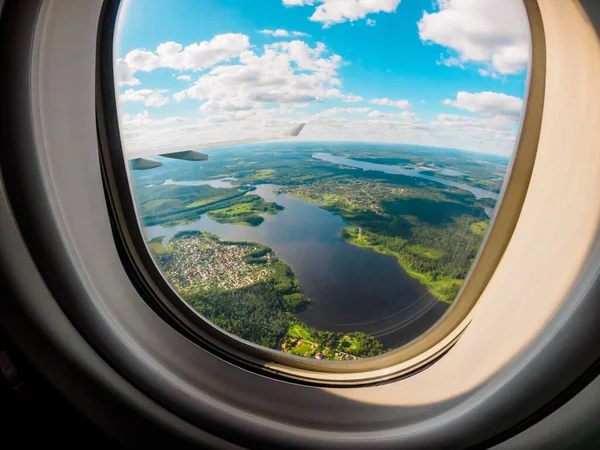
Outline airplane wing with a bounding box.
[127,123,306,170]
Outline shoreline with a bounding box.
[341,227,458,305]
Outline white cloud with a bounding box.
[173,91,187,102]
[442,91,523,118]
[418,0,530,75]
[259,29,311,37]
[367,110,416,120]
[370,98,411,109]
[478,68,499,79]
[173,40,348,108]
[121,110,188,128]
[176,75,192,81]
[366,18,376,27]
[114,58,140,86]
[259,29,290,37]
[199,99,256,113]
[115,33,250,85]
[283,0,401,28]
[119,89,170,107]
[340,93,364,103]
[430,90,524,154]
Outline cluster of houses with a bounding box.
[160,236,273,291]
[283,338,357,361]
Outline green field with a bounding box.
[406,244,444,259]
[470,221,489,236]
[287,321,314,341]
[282,320,385,360]
[147,235,166,255]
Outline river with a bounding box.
[312,152,498,200]
[143,183,449,349]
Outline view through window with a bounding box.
[114,0,530,361]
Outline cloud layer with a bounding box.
[370,98,411,109]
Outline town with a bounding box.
[278,178,405,217]
[157,233,275,292]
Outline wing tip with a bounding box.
[282,123,306,137]
[129,157,163,170]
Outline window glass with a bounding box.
[114,0,530,360]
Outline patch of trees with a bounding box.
[284,323,387,357]
[344,212,484,290]
[180,258,306,349]
[183,283,288,349]
[439,283,461,300]
[381,197,481,226]
[314,331,343,349]
[269,261,298,294]
[282,293,310,313]
[345,332,386,358]
[172,230,204,239]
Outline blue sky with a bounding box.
[114,0,530,156]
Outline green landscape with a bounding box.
[150,230,385,359]
[135,142,506,357]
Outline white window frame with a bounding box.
[1,0,599,447]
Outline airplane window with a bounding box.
[112,0,530,362]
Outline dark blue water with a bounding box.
[144,184,448,349]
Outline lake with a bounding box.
[143,183,449,349]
